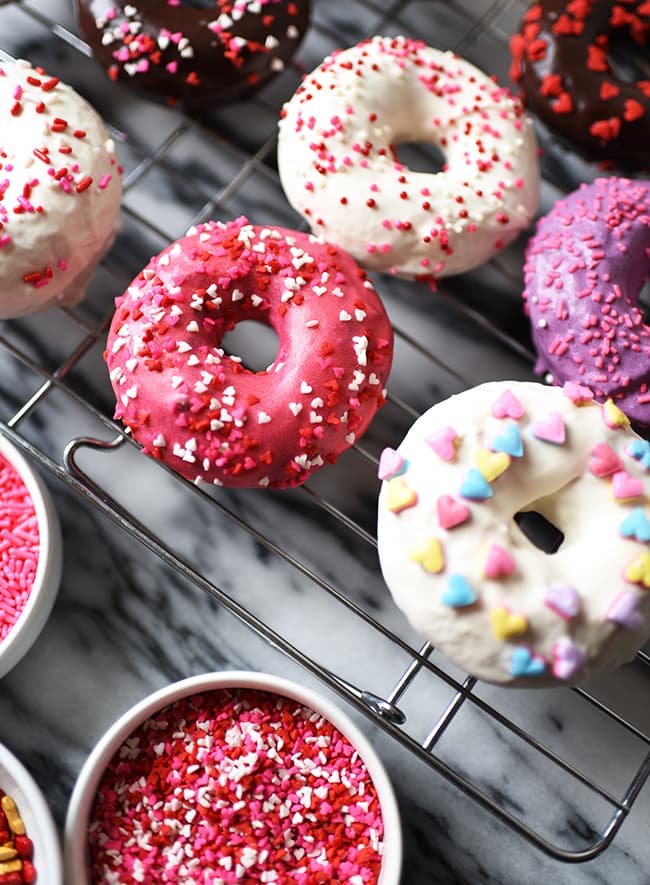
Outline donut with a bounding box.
[75,0,311,109]
[277,35,540,281]
[377,380,650,686]
[0,59,122,318]
[510,1,650,171]
[523,177,650,426]
[105,217,393,489]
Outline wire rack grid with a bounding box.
[1,0,650,870]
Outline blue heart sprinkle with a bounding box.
[491,423,523,458]
[441,574,477,608]
[619,507,650,543]
[510,647,546,678]
[627,440,650,471]
[459,468,493,500]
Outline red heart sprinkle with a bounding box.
[600,81,620,100]
[624,98,645,121]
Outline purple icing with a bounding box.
[523,177,650,426]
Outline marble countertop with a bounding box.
[1,1,650,883]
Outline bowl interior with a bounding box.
[65,671,402,884]
[0,742,62,885]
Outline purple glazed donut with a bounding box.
[523,177,650,424]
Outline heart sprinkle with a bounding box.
[619,508,650,543]
[510,646,546,678]
[532,411,566,445]
[611,470,645,503]
[425,426,459,461]
[483,544,516,579]
[409,538,444,574]
[441,574,477,608]
[544,584,581,620]
[491,388,525,420]
[623,551,650,588]
[377,446,408,481]
[588,442,622,478]
[627,439,650,471]
[459,468,493,500]
[385,477,418,513]
[490,423,523,458]
[603,399,630,430]
[437,495,471,530]
[490,606,528,641]
[475,448,511,483]
[606,590,643,630]
[552,638,586,681]
[562,381,594,406]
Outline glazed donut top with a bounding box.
[524,177,650,425]
[76,0,310,107]
[0,59,122,318]
[510,0,650,171]
[105,218,393,489]
[377,381,650,686]
[277,35,540,280]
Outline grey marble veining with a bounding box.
[0,1,649,884]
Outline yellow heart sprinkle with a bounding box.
[490,606,528,641]
[475,448,511,483]
[409,538,444,574]
[386,477,418,513]
[624,551,650,588]
[603,399,630,429]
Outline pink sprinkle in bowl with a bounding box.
[0,433,63,679]
[0,739,63,884]
[64,671,403,884]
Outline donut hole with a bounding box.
[391,141,446,174]
[514,510,564,555]
[221,320,280,373]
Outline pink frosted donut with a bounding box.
[105,218,393,489]
[524,177,650,425]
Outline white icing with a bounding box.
[377,381,650,686]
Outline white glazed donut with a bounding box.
[377,380,650,686]
[277,36,540,280]
[0,59,122,318]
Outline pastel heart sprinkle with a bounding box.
[441,574,477,608]
[483,544,516,579]
[409,538,444,574]
[377,447,408,481]
[619,508,650,542]
[552,638,586,681]
[623,551,650,588]
[491,388,525,420]
[562,381,594,406]
[532,411,566,445]
[475,448,511,482]
[627,439,650,471]
[544,584,580,620]
[612,470,645,503]
[606,590,643,630]
[490,606,528,641]
[490,423,523,458]
[459,468,493,500]
[588,442,622,478]
[437,495,471,530]
[603,399,630,430]
[385,477,418,513]
[510,646,546,678]
[425,426,459,462]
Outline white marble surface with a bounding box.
[0,1,650,883]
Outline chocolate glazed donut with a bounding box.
[75,0,311,108]
[510,0,650,171]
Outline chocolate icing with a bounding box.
[510,0,650,171]
[75,0,311,108]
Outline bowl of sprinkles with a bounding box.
[64,671,402,884]
[0,740,63,884]
[0,433,62,679]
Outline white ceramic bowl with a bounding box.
[65,671,403,884]
[0,433,63,679]
[0,740,62,884]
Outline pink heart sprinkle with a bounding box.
[588,443,623,478]
[484,544,515,579]
[437,495,470,530]
[544,584,580,620]
[425,426,458,461]
[532,411,566,445]
[552,637,586,681]
[491,389,525,420]
[612,470,644,501]
[563,381,594,405]
[377,447,406,481]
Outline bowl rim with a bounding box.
[64,670,403,884]
[0,432,63,678]
[0,740,62,885]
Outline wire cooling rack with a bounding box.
[1,0,650,867]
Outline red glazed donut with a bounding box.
[105,218,393,489]
[75,0,311,108]
[510,0,650,170]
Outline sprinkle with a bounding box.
[531,411,566,445]
[425,426,458,461]
[377,447,408,481]
[490,606,528,640]
[442,574,477,607]
[544,584,581,620]
[409,537,444,574]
